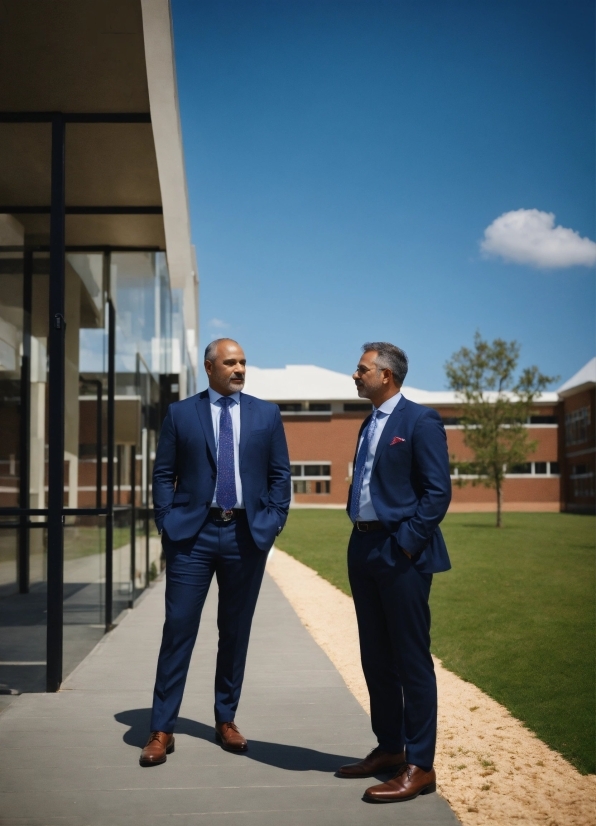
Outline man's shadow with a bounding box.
[115,708,362,773]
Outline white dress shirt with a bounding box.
[208,387,244,509]
[356,392,402,521]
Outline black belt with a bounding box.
[355,520,385,532]
[209,507,245,523]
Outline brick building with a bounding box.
[241,362,594,513]
[558,358,596,514]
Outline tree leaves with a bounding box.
[444,333,557,527]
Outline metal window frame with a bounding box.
[0,109,161,692]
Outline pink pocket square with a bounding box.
[390,436,406,445]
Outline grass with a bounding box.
[275,510,595,775]
[63,526,130,559]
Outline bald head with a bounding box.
[204,339,246,396]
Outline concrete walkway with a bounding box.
[0,567,459,826]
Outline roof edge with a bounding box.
[140,0,197,341]
[558,381,596,399]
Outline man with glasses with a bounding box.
[338,342,451,803]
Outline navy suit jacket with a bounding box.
[347,395,452,574]
[153,390,291,552]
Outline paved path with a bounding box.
[0,567,459,825]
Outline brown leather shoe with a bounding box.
[337,746,406,778]
[364,764,437,802]
[139,731,175,767]
[215,721,248,752]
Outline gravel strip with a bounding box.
[267,547,595,825]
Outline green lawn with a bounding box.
[275,510,595,775]
[63,526,131,559]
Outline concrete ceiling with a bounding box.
[0,0,164,247]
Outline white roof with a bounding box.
[243,364,558,405]
[244,365,358,402]
[558,357,596,398]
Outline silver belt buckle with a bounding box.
[220,509,234,522]
[356,521,368,532]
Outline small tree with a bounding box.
[445,333,556,527]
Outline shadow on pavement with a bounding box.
[115,707,362,772]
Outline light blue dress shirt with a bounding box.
[356,392,402,521]
[208,386,244,509]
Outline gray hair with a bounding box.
[362,341,408,385]
[204,338,239,362]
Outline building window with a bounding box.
[570,468,595,499]
[443,414,557,428]
[506,462,560,476]
[509,462,532,475]
[565,407,591,445]
[451,462,560,478]
[344,403,372,412]
[302,464,327,476]
[293,480,331,494]
[309,403,331,412]
[291,462,331,494]
[278,403,302,412]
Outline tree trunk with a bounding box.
[496,482,503,528]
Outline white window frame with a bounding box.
[450,461,560,479]
[290,461,332,495]
[290,461,332,481]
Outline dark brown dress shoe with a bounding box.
[364,764,437,802]
[337,746,406,778]
[139,731,175,767]
[215,721,248,752]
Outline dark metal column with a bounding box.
[18,248,33,594]
[46,114,66,692]
[129,444,136,608]
[105,298,115,631]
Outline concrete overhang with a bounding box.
[0,0,197,339]
[141,0,198,339]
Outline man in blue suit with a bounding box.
[140,338,291,766]
[338,342,451,802]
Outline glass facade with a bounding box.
[0,242,196,696]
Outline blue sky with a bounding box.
[171,0,594,390]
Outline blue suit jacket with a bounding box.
[347,395,452,573]
[153,390,291,552]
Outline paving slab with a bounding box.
[0,567,459,826]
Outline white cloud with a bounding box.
[480,209,596,269]
[207,317,229,329]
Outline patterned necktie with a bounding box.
[349,409,379,522]
[215,397,237,511]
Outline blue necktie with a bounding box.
[349,409,379,522]
[216,397,237,511]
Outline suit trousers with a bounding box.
[348,527,436,769]
[150,512,268,732]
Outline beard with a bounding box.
[228,375,245,390]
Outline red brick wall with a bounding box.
[282,414,362,506]
[446,424,559,462]
[281,408,562,509]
